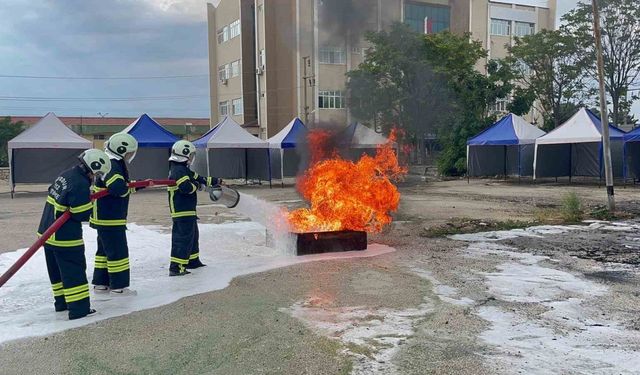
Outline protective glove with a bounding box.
[195,182,204,191]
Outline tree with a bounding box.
[348,23,514,174]
[563,0,640,127]
[0,117,25,167]
[506,29,589,131]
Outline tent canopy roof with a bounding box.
[623,124,640,142]
[536,108,625,145]
[122,114,179,148]
[468,113,545,146]
[192,116,268,149]
[342,123,391,148]
[8,112,92,149]
[267,118,308,149]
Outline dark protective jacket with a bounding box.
[90,158,132,230]
[167,161,219,220]
[37,165,93,247]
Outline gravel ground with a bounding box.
[0,176,639,374]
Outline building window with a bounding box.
[318,91,345,109]
[218,64,230,80]
[231,60,241,77]
[319,46,346,64]
[232,98,243,115]
[229,19,241,39]
[94,134,106,140]
[217,25,229,44]
[404,3,450,34]
[491,19,511,36]
[514,22,535,37]
[491,98,509,113]
[259,49,266,68]
[219,101,229,117]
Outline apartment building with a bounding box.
[207,0,556,138]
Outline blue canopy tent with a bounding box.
[191,116,271,185]
[467,113,545,178]
[267,118,308,185]
[623,127,640,180]
[122,114,179,180]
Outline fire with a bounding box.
[287,129,407,233]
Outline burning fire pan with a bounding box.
[294,230,367,256]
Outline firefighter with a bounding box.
[38,149,111,320]
[90,132,139,295]
[167,140,221,276]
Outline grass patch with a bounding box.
[560,191,584,223]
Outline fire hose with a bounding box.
[0,179,173,288]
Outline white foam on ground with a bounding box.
[283,298,433,374]
[411,268,474,306]
[451,221,639,242]
[0,222,394,345]
[468,241,640,374]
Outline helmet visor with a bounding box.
[125,150,137,164]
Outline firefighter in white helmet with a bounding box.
[167,140,221,276]
[90,132,140,296]
[38,149,111,320]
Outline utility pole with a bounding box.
[592,0,615,211]
[302,56,315,125]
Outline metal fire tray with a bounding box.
[294,230,367,256]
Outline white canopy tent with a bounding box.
[8,112,92,197]
[192,116,271,184]
[340,122,394,160]
[533,108,626,179]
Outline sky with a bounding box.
[0,0,635,120]
[0,0,212,119]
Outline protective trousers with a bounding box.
[170,218,200,272]
[44,244,91,320]
[92,229,130,289]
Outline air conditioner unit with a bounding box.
[255,67,263,75]
[219,78,228,85]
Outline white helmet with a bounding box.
[80,149,111,178]
[105,132,138,163]
[169,140,196,163]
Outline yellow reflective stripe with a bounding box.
[189,183,196,194]
[167,186,179,192]
[52,282,64,296]
[170,257,189,265]
[70,202,92,214]
[193,172,199,179]
[207,176,212,186]
[189,253,199,260]
[105,174,125,187]
[44,238,84,247]
[107,258,129,267]
[108,264,130,273]
[92,186,106,193]
[120,188,133,198]
[176,175,190,185]
[65,291,90,303]
[169,189,176,214]
[95,256,107,262]
[64,284,89,295]
[46,196,68,211]
[94,263,108,269]
[171,211,197,218]
[89,218,127,226]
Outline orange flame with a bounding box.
[287,129,407,233]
